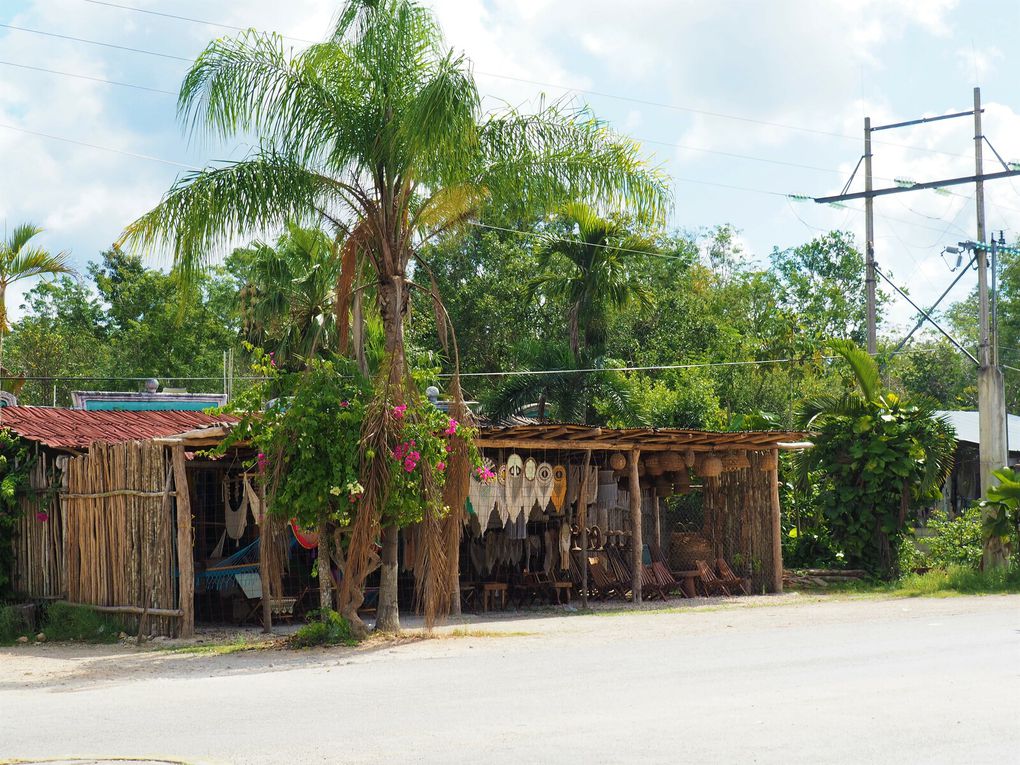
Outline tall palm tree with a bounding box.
[0,223,74,372]
[530,202,657,361]
[121,0,669,632]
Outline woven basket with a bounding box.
[645,456,664,476]
[758,452,778,471]
[670,532,715,570]
[697,455,723,478]
[609,452,627,471]
[660,452,685,471]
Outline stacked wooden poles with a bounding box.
[578,449,592,609]
[13,453,64,598]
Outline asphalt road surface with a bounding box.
[2,594,1018,764]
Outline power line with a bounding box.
[0,123,198,169]
[78,0,983,164]
[0,60,176,95]
[0,22,191,61]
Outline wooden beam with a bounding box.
[769,448,783,594]
[629,448,642,604]
[171,444,195,638]
[53,600,183,618]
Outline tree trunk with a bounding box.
[376,524,400,631]
[317,521,332,614]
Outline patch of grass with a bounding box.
[289,609,360,648]
[157,636,275,655]
[41,602,126,643]
[0,603,30,645]
[441,628,534,638]
[890,565,1020,597]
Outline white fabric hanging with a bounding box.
[223,478,249,540]
[521,457,538,517]
[505,454,525,522]
[242,473,263,525]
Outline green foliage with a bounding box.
[974,466,1020,560]
[899,508,986,571]
[783,526,843,569]
[0,429,36,596]
[795,341,956,575]
[894,565,1020,596]
[0,603,27,644]
[38,602,125,643]
[290,608,360,648]
[216,348,478,530]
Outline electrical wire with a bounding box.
[0,123,198,169]
[0,22,192,61]
[0,60,176,95]
[76,0,985,164]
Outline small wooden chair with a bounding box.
[695,559,731,596]
[716,558,751,595]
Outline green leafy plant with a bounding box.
[290,608,360,648]
[0,428,37,596]
[794,340,956,575]
[975,466,1020,565]
[899,507,985,572]
[38,602,125,643]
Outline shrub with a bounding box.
[900,507,985,572]
[896,565,1020,595]
[290,609,360,648]
[0,603,30,644]
[42,602,124,643]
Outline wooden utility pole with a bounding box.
[629,450,642,605]
[864,116,876,354]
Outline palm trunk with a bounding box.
[373,273,407,632]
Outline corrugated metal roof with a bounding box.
[937,410,1020,452]
[0,407,237,449]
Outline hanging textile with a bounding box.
[551,465,567,513]
[290,520,318,550]
[210,529,227,559]
[469,458,499,528]
[242,473,264,525]
[566,465,581,506]
[222,477,249,540]
[535,462,554,512]
[504,454,525,522]
[559,522,571,570]
[522,457,539,517]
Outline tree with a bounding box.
[0,223,74,371]
[231,223,341,369]
[795,340,956,574]
[121,0,668,633]
[530,202,657,362]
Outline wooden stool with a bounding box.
[482,582,509,611]
[551,582,573,604]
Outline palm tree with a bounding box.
[794,339,956,573]
[121,0,669,632]
[530,202,657,361]
[0,223,74,372]
[484,339,641,425]
[235,223,341,368]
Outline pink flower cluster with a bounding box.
[257,452,268,473]
[340,400,350,409]
[444,418,459,436]
[268,351,277,368]
[35,511,49,523]
[393,440,420,472]
[475,465,496,483]
[391,404,407,420]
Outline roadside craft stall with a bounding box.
[446,422,806,608]
[4,408,315,638]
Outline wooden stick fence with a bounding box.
[12,453,65,598]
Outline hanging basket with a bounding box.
[758,452,778,471]
[684,449,697,468]
[660,452,685,471]
[609,452,628,471]
[722,452,750,472]
[698,455,723,478]
[646,456,664,476]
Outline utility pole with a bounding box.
[864,117,877,354]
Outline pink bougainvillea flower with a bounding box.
[257,453,268,473]
[35,511,48,523]
[403,457,417,473]
[445,444,454,454]
[444,418,459,436]
[436,461,446,472]
[391,404,407,420]
[340,400,350,408]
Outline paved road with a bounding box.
[2,595,1018,764]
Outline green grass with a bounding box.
[441,628,534,638]
[0,604,28,645]
[157,636,274,655]
[41,602,126,643]
[790,566,1020,599]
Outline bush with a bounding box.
[0,604,29,644]
[290,609,360,648]
[42,602,125,643]
[782,527,844,569]
[900,507,986,572]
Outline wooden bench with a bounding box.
[482,582,509,611]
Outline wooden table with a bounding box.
[482,582,509,611]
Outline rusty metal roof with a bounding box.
[0,407,237,450]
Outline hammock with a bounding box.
[195,538,260,590]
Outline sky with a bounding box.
[2,0,1020,337]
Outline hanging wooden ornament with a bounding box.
[536,462,554,511]
[551,465,567,512]
[505,453,525,522]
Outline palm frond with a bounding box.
[828,338,881,402]
[7,248,75,283]
[3,223,44,256]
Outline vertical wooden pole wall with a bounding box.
[652,488,661,551]
[260,484,272,633]
[172,444,194,638]
[769,448,784,593]
[629,448,642,604]
[578,449,592,610]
